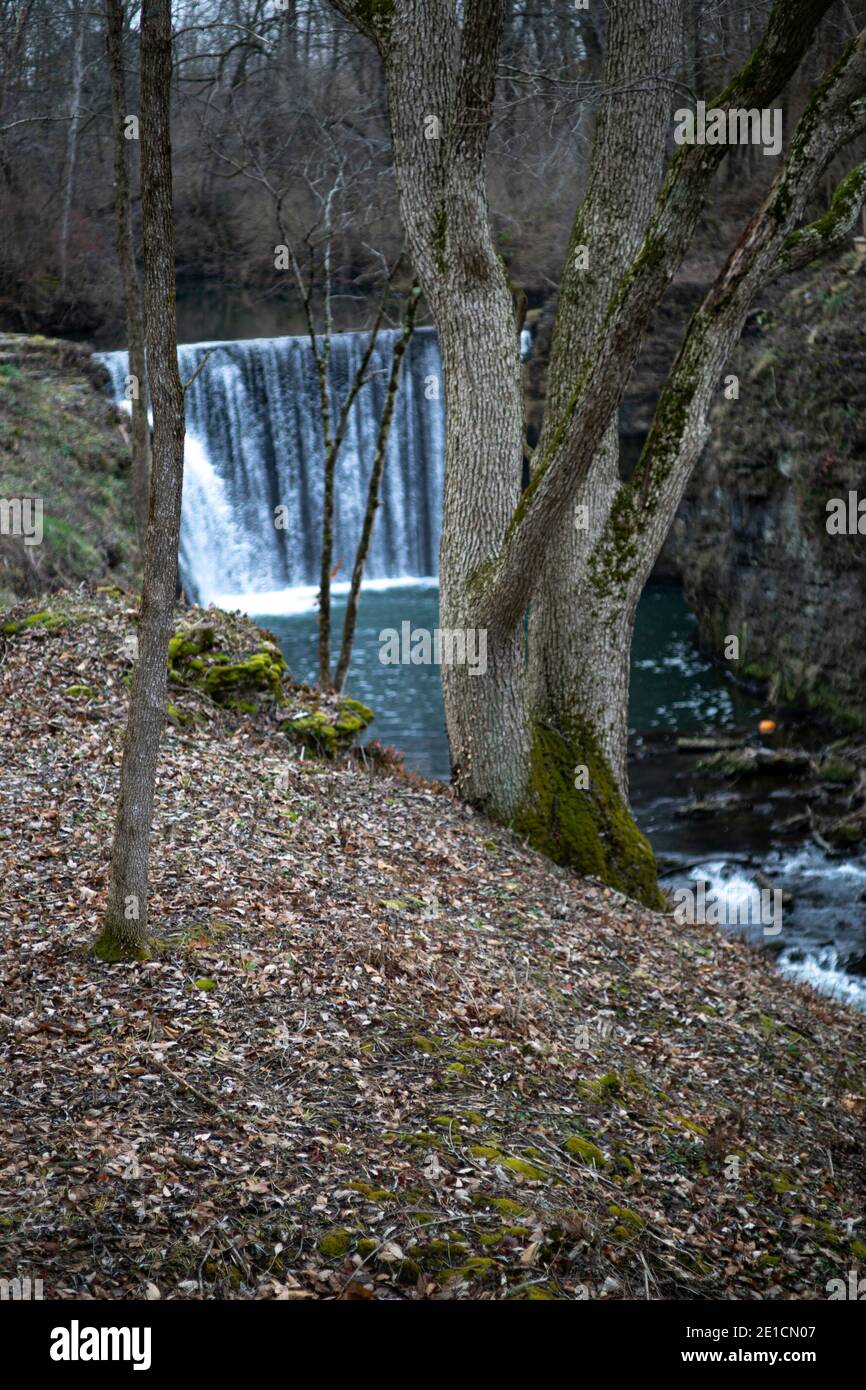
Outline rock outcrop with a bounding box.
[667,254,866,728]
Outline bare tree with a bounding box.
[201,85,416,689]
[334,280,420,691]
[106,0,150,544]
[58,0,86,293]
[97,0,185,961]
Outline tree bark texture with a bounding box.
[98,0,185,960]
[106,0,150,545]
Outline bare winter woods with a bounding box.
[3,1,860,341]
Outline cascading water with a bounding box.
[96,328,445,610]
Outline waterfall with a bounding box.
[95,328,445,611]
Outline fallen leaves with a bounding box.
[0,589,864,1301]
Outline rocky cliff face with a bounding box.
[669,254,866,729]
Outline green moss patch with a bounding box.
[317,1227,353,1258]
[282,697,374,758]
[3,609,68,636]
[564,1136,607,1166]
[513,719,664,909]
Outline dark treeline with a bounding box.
[2,0,863,342]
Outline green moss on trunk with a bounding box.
[513,720,664,910]
[92,928,152,962]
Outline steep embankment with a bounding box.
[671,254,866,728]
[0,589,863,1300]
[0,334,137,608]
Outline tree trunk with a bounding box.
[544,25,866,903]
[106,0,150,545]
[334,285,419,692]
[96,0,184,962]
[328,0,530,813]
[519,0,679,905]
[331,0,857,911]
[58,0,85,294]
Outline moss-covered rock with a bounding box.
[336,697,374,735]
[282,696,374,758]
[168,619,286,713]
[283,708,339,755]
[202,649,284,704]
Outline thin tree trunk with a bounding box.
[97,0,185,961]
[316,183,338,687]
[58,0,86,294]
[106,0,150,545]
[334,285,419,692]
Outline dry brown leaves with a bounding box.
[0,589,864,1300]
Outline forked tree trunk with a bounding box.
[334,284,420,691]
[106,0,150,544]
[96,0,184,961]
[332,0,865,909]
[520,9,866,907]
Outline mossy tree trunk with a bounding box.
[333,0,866,909]
[106,0,150,546]
[98,0,184,962]
[585,28,866,689]
[521,0,678,902]
[526,23,866,902]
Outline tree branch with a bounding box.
[586,29,866,606]
[773,161,866,279]
[480,0,836,634]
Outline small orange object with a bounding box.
[758,719,776,735]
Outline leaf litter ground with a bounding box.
[0,590,864,1300]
